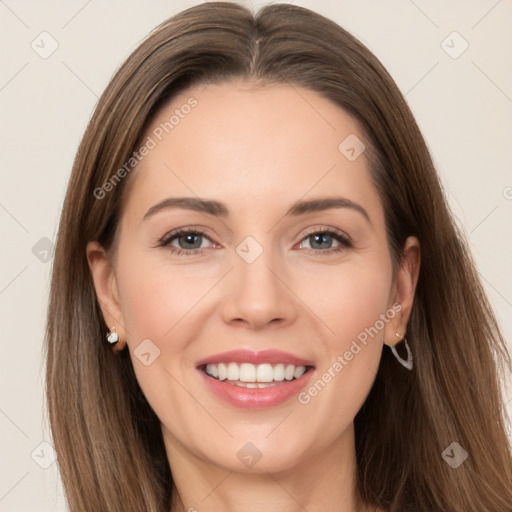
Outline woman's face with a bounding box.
[89,80,418,474]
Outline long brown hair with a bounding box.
[44,3,512,511]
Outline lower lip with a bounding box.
[198,368,315,409]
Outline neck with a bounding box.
[165,423,375,512]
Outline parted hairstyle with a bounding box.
[44,2,512,511]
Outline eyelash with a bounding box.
[158,226,353,257]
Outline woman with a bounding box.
[44,2,512,511]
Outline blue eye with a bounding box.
[298,229,352,255]
[159,228,212,255]
[158,227,352,256]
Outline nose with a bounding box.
[221,248,298,331]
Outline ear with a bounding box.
[384,236,421,347]
[86,241,128,348]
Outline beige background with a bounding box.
[1,0,511,510]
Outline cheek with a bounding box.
[116,251,216,345]
[297,255,391,416]
[305,255,392,348]
[114,252,215,432]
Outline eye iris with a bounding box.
[310,233,333,250]
[178,233,202,249]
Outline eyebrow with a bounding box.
[143,196,371,225]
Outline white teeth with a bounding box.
[294,366,306,379]
[284,364,295,380]
[239,363,256,382]
[273,363,285,381]
[204,362,308,383]
[217,363,227,381]
[256,363,274,382]
[226,362,239,381]
[206,364,218,378]
[232,381,275,388]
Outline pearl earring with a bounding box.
[106,326,119,345]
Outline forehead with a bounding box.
[121,80,383,227]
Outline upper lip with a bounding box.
[196,349,315,368]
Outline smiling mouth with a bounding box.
[200,362,315,388]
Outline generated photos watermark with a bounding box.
[298,302,402,405]
[93,96,198,200]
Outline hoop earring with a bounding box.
[390,331,413,370]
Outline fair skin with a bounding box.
[87,80,420,512]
